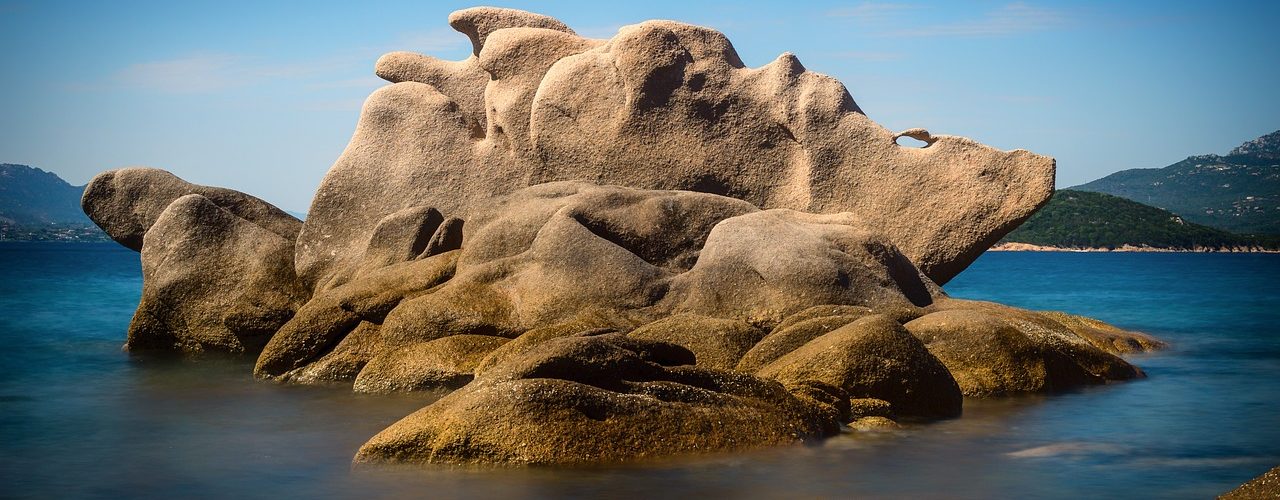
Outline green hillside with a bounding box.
[1003,190,1279,250]
[1072,130,1280,235]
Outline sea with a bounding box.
[1,242,1277,499]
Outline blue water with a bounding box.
[1,243,1277,498]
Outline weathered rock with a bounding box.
[756,314,962,419]
[82,167,301,251]
[1221,465,1280,499]
[662,209,940,324]
[772,305,874,333]
[627,314,765,370]
[737,313,867,373]
[355,206,444,276]
[255,252,458,379]
[352,334,511,393]
[126,194,308,354]
[472,309,643,376]
[1039,311,1166,354]
[284,321,382,384]
[904,300,1144,396]
[267,183,944,381]
[296,7,1054,291]
[849,416,901,431]
[354,333,841,465]
[848,398,895,420]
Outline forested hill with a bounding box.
[1002,190,1279,250]
[1072,130,1280,235]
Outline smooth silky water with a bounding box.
[2,242,1277,498]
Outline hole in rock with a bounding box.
[894,136,930,148]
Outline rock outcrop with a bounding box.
[127,194,308,353]
[756,315,962,419]
[295,6,1054,291]
[82,167,301,251]
[355,332,842,465]
[905,299,1146,396]
[258,181,942,387]
[79,6,1162,468]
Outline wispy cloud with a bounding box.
[113,54,247,93]
[887,3,1066,37]
[828,2,1066,38]
[828,2,920,22]
[391,27,469,54]
[111,53,362,94]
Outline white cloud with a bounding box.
[113,54,245,93]
[391,27,469,54]
[111,53,366,94]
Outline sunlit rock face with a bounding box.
[295,6,1055,292]
[79,6,1158,468]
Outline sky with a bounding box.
[1,1,1277,212]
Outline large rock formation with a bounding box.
[295,6,1054,291]
[256,181,942,386]
[80,6,1160,467]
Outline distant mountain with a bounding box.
[1002,190,1278,250]
[0,163,92,225]
[1072,130,1280,235]
[0,164,106,241]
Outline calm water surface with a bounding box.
[1,243,1277,498]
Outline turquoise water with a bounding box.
[1,243,1277,498]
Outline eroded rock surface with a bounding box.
[756,315,962,419]
[127,194,308,353]
[355,333,842,465]
[296,7,1054,290]
[258,182,943,388]
[905,299,1147,396]
[82,167,301,251]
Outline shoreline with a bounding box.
[990,242,1280,253]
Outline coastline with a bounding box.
[990,242,1280,253]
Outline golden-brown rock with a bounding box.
[352,334,511,393]
[627,314,765,370]
[905,300,1145,396]
[756,315,962,419]
[354,333,841,465]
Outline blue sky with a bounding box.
[2,1,1277,212]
